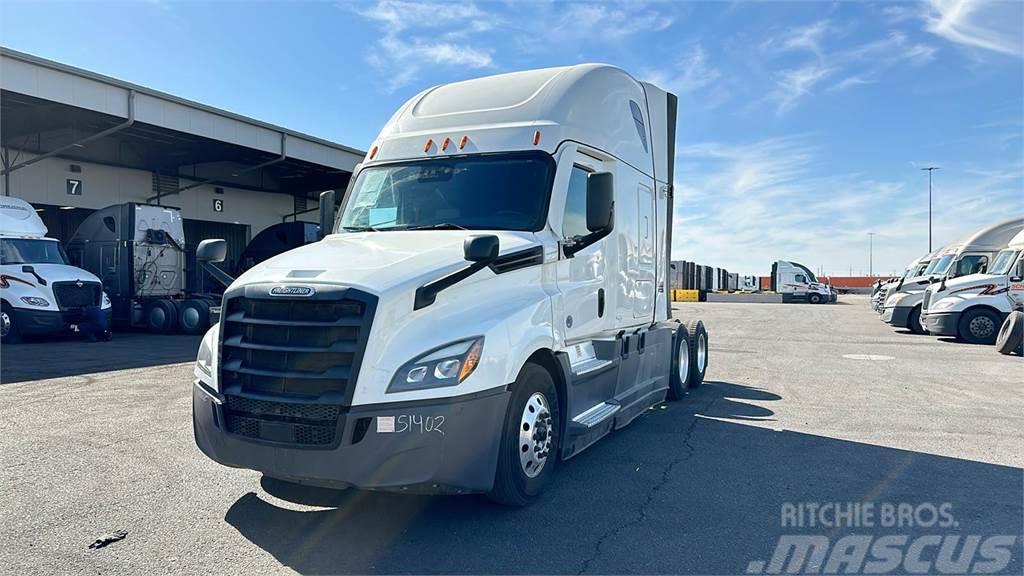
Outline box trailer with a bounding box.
[1,196,111,343]
[191,64,710,505]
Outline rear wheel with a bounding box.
[178,299,211,335]
[958,308,1002,345]
[1,302,21,344]
[995,311,1023,355]
[908,305,925,335]
[488,363,559,507]
[144,299,179,333]
[683,319,708,388]
[667,324,692,400]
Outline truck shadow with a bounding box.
[0,333,201,384]
[223,381,1022,575]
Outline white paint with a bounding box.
[842,354,895,361]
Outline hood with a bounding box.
[233,230,539,294]
[1,263,102,286]
[934,272,1005,295]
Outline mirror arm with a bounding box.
[563,228,611,258]
[414,260,491,310]
[200,261,235,289]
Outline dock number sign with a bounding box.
[66,179,82,196]
[213,198,224,213]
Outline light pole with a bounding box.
[868,232,875,276]
[921,167,940,251]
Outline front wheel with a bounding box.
[958,308,1002,345]
[1,302,21,344]
[908,305,925,335]
[809,293,823,304]
[488,363,559,507]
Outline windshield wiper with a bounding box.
[404,223,469,231]
[341,225,382,232]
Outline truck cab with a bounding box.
[922,229,1024,344]
[873,255,929,313]
[770,260,833,304]
[191,64,709,505]
[882,218,1023,334]
[0,196,111,343]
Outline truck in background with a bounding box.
[881,217,1023,334]
[67,203,219,334]
[235,221,319,276]
[192,64,710,505]
[872,253,931,312]
[770,260,835,303]
[922,228,1024,344]
[1,196,112,343]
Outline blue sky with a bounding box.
[2,0,1021,276]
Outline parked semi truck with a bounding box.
[1,197,112,343]
[873,253,931,312]
[922,228,1024,344]
[191,64,710,505]
[67,203,218,334]
[881,217,1023,334]
[770,260,835,303]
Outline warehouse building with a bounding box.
[0,47,364,288]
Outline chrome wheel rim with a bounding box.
[970,316,996,339]
[0,311,10,338]
[697,333,707,373]
[519,392,552,478]
[678,338,690,384]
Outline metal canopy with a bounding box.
[1,90,352,198]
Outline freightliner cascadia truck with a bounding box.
[191,64,710,505]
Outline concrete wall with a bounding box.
[1,150,320,234]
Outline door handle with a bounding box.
[598,288,605,318]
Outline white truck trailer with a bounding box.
[882,218,1023,334]
[191,64,709,505]
[922,228,1024,344]
[770,260,834,303]
[0,197,111,343]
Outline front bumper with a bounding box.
[193,383,511,494]
[881,305,913,327]
[10,307,112,336]
[923,311,960,336]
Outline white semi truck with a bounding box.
[872,253,930,313]
[0,196,112,343]
[191,64,710,505]
[882,218,1023,334]
[770,260,835,303]
[922,228,1024,344]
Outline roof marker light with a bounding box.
[459,135,468,150]
[424,138,433,153]
[441,137,451,151]
[369,145,378,160]
[532,130,541,146]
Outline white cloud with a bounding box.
[769,64,832,114]
[644,44,721,97]
[765,19,831,56]
[552,3,673,41]
[924,0,1024,57]
[827,75,876,92]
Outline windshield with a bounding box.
[0,238,69,265]
[989,249,1020,275]
[337,153,555,233]
[921,254,953,276]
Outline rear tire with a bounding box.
[683,319,708,388]
[488,363,559,507]
[958,308,1002,345]
[995,311,1023,355]
[144,299,179,333]
[1,302,21,344]
[667,324,692,400]
[908,305,925,335]
[178,299,211,335]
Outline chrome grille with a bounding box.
[52,281,102,309]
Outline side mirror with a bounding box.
[196,239,227,263]
[464,234,499,264]
[586,172,614,233]
[319,190,336,240]
[21,265,34,274]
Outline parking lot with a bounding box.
[1,295,1021,575]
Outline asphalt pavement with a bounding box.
[1,296,1020,575]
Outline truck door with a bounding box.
[1009,255,1024,310]
[633,182,656,319]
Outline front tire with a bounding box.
[908,305,925,335]
[995,311,1023,355]
[809,293,823,304]
[683,319,708,388]
[1,302,21,344]
[958,308,1002,345]
[488,363,559,507]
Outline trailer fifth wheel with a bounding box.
[191,65,709,505]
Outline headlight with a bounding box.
[194,324,218,383]
[388,337,483,393]
[931,299,957,311]
[20,297,50,307]
[102,292,111,307]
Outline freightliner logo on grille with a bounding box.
[269,285,316,297]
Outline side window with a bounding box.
[629,100,648,153]
[956,255,988,276]
[562,166,590,239]
[795,274,806,283]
